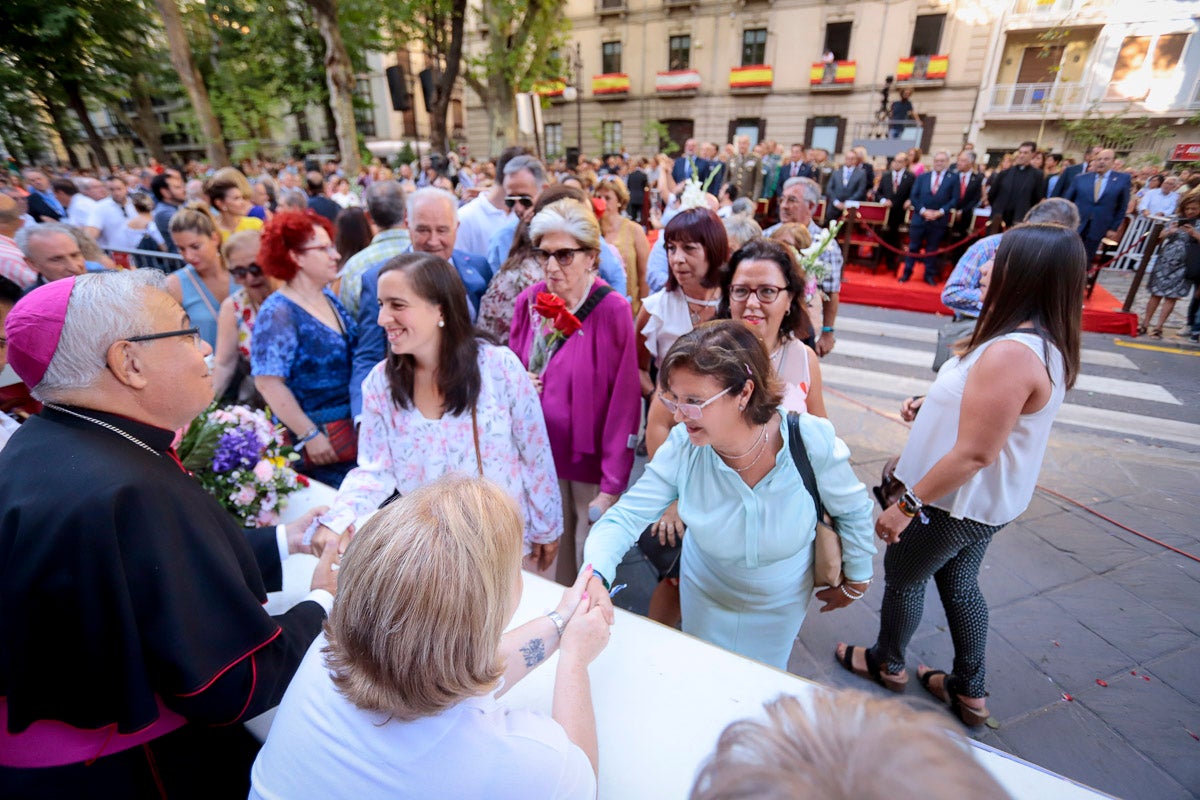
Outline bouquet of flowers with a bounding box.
[678,160,720,212]
[177,404,308,527]
[793,219,843,301]
[528,292,583,375]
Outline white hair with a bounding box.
[529,199,600,251]
[407,187,458,224]
[34,269,165,402]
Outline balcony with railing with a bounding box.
[1006,0,1109,30]
[985,81,1092,114]
[809,60,855,91]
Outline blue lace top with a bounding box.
[251,289,357,426]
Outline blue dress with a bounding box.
[584,410,876,668]
[178,266,236,348]
[251,290,358,485]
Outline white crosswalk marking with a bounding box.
[827,313,1198,448]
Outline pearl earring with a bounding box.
[437,320,445,328]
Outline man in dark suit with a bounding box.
[775,144,809,197]
[986,141,1044,234]
[1063,148,1132,259]
[948,149,985,259]
[305,171,342,224]
[825,148,869,226]
[902,150,959,284]
[875,151,915,271]
[1050,145,1099,198]
[671,138,705,189]
[21,168,64,223]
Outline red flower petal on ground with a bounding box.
[1142,675,1151,681]
[1052,640,1060,647]
[1096,679,1108,687]
[1062,692,1073,702]
[1186,729,1199,741]
[1131,670,1138,676]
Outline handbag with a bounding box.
[785,412,843,589]
[933,316,976,373]
[873,455,904,509]
[295,418,358,470]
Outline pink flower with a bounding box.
[233,485,257,507]
[253,459,275,482]
[257,510,279,526]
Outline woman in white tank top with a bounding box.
[836,224,1085,727]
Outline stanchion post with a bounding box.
[1122,221,1163,314]
[840,207,856,266]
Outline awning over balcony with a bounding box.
[730,65,773,89]
[532,78,566,97]
[592,73,631,95]
[810,61,855,86]
[897,55,948,81]
[656,69,701,92]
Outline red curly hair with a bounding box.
[258,209,336,281]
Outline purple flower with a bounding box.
[212,426,263,473]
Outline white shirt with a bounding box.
[85,197,137,247]
[249,635,595,800]
[1138,189,1179,218]
[66,194,97,229]
[0,411,19,455]
[895,332,1066,525]
[456,193,509,256]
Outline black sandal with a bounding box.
[836,644,907,693]
[918,667,992,727]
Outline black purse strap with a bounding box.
[573,284,614,325]
[786,412,825,520]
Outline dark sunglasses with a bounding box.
[230,263,264,280]
[505,195,534,209]
[532,247,589,267]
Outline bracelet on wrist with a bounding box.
[546,610,566,639]
[839,584,864,600]
[898,488,924,518]
[821,326,835,333]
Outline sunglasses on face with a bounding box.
[230,263,263,280]
[505,195,534,209]
[532,247,589,267]
[657,386,731,420]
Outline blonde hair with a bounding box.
[530,198,601,251]
[690,691,1010,800]
[222,229,261,262]
[324,475,524,720]
[595,175,630,210]
[168,201,219,239]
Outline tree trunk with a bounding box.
[305,0,361,177]
[153,0,230,167]
[41,95,81,169]
[63,81,112,171]
[427,0,468,154]
[486,72,518,158]
[127,74,170,165]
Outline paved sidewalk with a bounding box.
[610,393,1200,799]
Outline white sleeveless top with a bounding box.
[894,331,1066,526]
[774,336,813,413]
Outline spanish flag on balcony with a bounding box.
[809,61,856,84]
[730,65,773,89]
[532,78,566,96]
[897,55,949,81]
[592,73,631,95]
[925,55,948,79]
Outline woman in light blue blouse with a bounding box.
[582,320,875,668]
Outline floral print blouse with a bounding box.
[229,287,259,360]
[318,343,563,549]
[477,255,542,345]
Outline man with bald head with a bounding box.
[20,224,89,288]
[0,193,36,288]
[1064,148,1131,259]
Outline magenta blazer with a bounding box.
[510,280,640,495]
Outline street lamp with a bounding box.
[561,42,583,169]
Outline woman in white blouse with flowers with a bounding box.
[311,252,563,568]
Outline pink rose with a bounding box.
[233,485,257,507]
[253,459,275,482]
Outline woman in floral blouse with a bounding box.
[510,199,641,584]
[313,252,562,568]
[212,229,277,406]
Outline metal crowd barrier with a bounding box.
[1110,213,1171,272]
[106,248,186,273]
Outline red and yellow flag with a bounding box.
[591,73,631,95]
[730,65,773,89]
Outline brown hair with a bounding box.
[659,319,782,425]
[961,222,1083,388]
[324,476,523,720]
[690,691,1010,800]
[718,238,815,343]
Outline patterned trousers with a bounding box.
[868,506,1005,698]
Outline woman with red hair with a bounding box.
[251,210,358,486]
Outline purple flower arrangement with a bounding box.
[177,404,309,526]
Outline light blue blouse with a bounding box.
[585,409,876,589]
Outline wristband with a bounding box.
[821,326,835,333]
[295,427,320,451]
[898,488,924,518]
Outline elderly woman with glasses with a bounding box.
[582,320,875,669]
[252,210,358,487]
[510,199,641,584]
[212,230,278,405]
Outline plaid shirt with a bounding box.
[0,234,36,288]
[941,233,1001,317]
[337,228,411,317]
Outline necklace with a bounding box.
[769,338,788,372]
[684,290,720,324]
[44,404,160,457]
[713,423,766,459]
[725,433,770,474]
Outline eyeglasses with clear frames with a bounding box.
[657,386,732,420]
[729,284,787,303]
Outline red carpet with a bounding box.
[838,264,1138,336]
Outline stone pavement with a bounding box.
[609,392,1200,800]
[1100,268,1195,340]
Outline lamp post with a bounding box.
[561,42,583,169]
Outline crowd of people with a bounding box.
[0,130,1177,796]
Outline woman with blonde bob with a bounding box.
[249,476,611,799]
